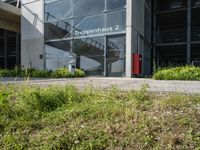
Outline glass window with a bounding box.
[106,10,126,33]
[106,0,126,10]
[45,19,73,40]
[45,40,71,70]
[0,39,5,56]
[7,56,16,69]
[73,37,105,76]
[0,30,4,37]
[192,0,200,7]
[73,14,105,37]
[7,37,16,56]
[0,58,5,68]
[73,37,104,57]
[73,0,105,17]
[106,36,126,77]
[77,56,104,76]
[106,59,125,77]
[45,0,72,22]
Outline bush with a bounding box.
[153,66,200,80]
[0,67,86,78]
[51,68,72,78]
[74,69,86,77]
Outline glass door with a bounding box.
[106,35,126,77]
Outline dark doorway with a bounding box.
[0,29,20,69]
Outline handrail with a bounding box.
[45,12,120,53]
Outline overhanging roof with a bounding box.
[0,1,21,32]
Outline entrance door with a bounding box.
[106,35,126,77]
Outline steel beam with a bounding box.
[187,0,191,64]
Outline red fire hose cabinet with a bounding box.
[132,54,142,75]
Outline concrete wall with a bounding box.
[126,0,152,77]
[21,0,44,70]
[0,1,21,33]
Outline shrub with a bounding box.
[74,69,86,77]
[0,67,86,78]
[153,66,200,80]
[51,68,72,78]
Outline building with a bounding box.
[0,0,200,77]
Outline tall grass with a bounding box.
[0,84,199,149]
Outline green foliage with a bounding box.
[74,69,86,77]
[153,65,200,80]
[0,67,85,78]
[0,85,199,149]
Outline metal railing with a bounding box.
[45,12,120,52]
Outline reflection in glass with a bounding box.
[106,10,126,33]
[77,56,104,76]
[107,36,126,77]
[73,14,105,37]
[73,0,105,17]
[45,41,71,71]
[45,19,73,40]
[106,59,125,77]
[107,0,126,10]
[44,0,126,77]
[45,0,72,22]
[73,37,104,56]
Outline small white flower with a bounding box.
[74,140,80,144]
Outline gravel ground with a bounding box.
[1,77,200,94]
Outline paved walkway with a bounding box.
[1,77,200,94]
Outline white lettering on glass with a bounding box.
[74,25,120,36]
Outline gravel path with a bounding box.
[1,77,200,94]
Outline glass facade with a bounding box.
[44,0,126,76]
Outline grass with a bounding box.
[0,84,200,149]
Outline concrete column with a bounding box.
[187,0,191,64]
[21,0,44,70]
[126,0,133,78]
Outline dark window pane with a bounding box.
[0,57,5,68]
[107,0,126,10]
[192,0,200,7]
[0,39,5,56]
[7,37,16,55]
[0,30,4,37]
[7,31,16,37]
[7,56,16,69]
[73,0,105,17]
